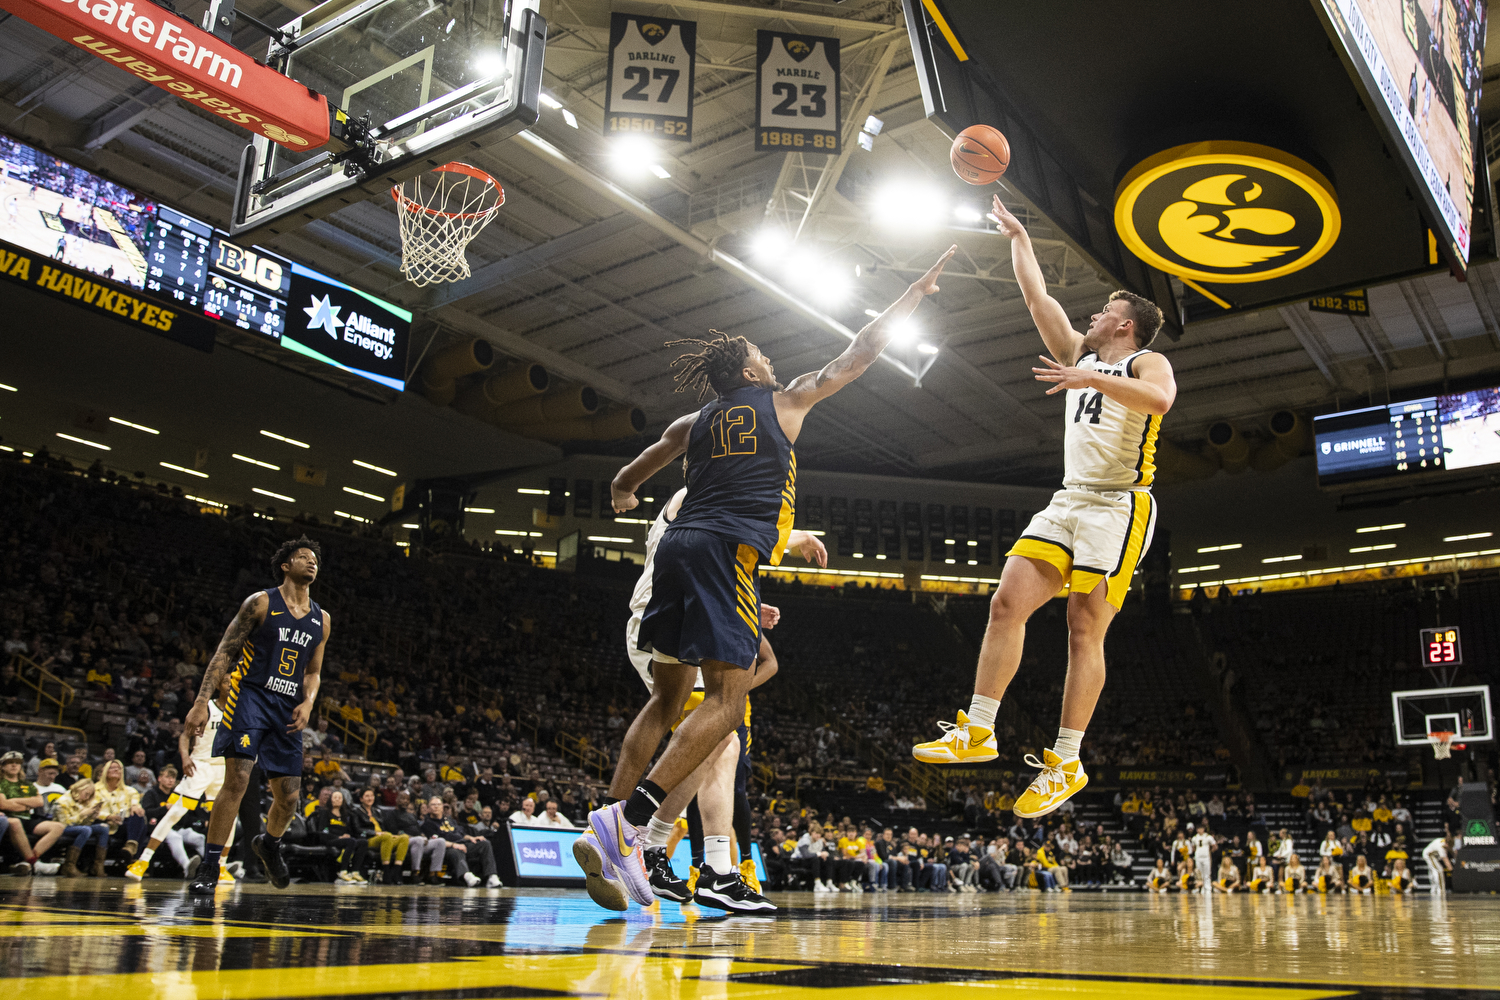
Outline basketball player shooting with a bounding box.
[912,194,1175,819]
[182,536,329,895]
[574,245,957,911]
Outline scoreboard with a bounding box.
[1420,626,1463,668]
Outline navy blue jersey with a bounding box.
[670,385,796,565]
[225,587,324,726]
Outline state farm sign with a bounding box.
[0,0,329,150]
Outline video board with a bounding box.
[1313,384,1500,485]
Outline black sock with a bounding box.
[204,843,224,868]
[733,791,752,865]
[603,795,622,806]
[622,779,666,828]
[263,832,282,849]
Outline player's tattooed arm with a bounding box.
[611,412,696,512]
[289,610,330,734]
[187,591,267,738]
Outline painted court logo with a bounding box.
[1115,142,1341,284]
[519,843,562,867]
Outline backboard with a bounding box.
[231,0,545,238]
[1392,685,1493,746]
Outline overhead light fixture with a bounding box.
[464,507,495,513]
[917,343,940,355]
[588,536,634,544]
[1176,564,1221,574]
[864,308,881,319]
[109,417,159,435]
[750,227,790,261]
[1355,523,1405,533]
[233,453,280,471]
[495,529,543,537]
[863,115,884,136]
[56,432,110,451]
[1261,554,1302,564]
[650,164,672,179]
[160,461,208,479]
[539,93,563,110]
[401,523,420,529]
[0,446,13,453]
[561,109,579,129]
[260,430,309,448]
[342,486,384,502]
[334,510,371,524]
[857,132,874,152]
[615,517,650,524]
[185,495,225,508]
[1444,532,1492,541]
[353,459,397,477]
[889,320,917,344]
[610,135,669,179]
[1350,543,1396,553]
[517,488,549,495]
[0,382,15,392]
[873,181,946,231]
[953,205,984,224]
[253,487,295,502]
[1197,543,1243,553]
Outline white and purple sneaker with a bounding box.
[585,802,654,907]
[571,829,628,912]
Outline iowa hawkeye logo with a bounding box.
[1114,142,1340,284]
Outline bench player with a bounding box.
[913,195,1174,821]
[575,247,957,911]
[184,536,328,895]
[126,674,235,883]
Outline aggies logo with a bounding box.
[1114,142,1341,284]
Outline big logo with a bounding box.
[519,843,561,867]
[785,38,811,58]
[1114,142,1341,284]
[640,22,666,41]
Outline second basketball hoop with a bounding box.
[393,162,505,286]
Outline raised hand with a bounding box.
[1032,355,1095,395]
[911,245,958,296]
[988,194,1026,240]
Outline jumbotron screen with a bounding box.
[1313,384,1500,486]
[1318,0,1487,264]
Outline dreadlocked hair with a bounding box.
[665,330,753,401]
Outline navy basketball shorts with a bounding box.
[214,691,304,779]
[637,526,762,671]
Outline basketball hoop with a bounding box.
[392,162,504,286]
[1428,731,1455,760]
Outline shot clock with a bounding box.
[1421,626,1463,668]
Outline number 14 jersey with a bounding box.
[1064,348,1162,490]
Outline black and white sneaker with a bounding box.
[186,862,219,896]
[252,834,291,889]
[693,864,777,913]
[645,846,693,903]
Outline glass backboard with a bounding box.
[1391,685,1493,746]
[231,0,544,238]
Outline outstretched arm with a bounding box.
[186,591,267,738]
[1033,350,1176,416]
[774,246,957,439]
[611,412,697,513]
[290,610,330,734]
[990,195,1085,365]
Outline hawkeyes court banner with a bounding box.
[604,13,696,142]
[0,238,215,352]
[755,30,841,152]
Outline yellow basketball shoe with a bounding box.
[911,710,998,764]
[124,859,148,882]
[739,859,762,895]
[1013,750,1087,818]
[218,867,238,884]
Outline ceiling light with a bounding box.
[1261,554,1302,564]
[610,135,660,175]
[889,320,917,344]
[185,495,225,508]
[561,109,579,129]
[863,309,881,319]
[109,417,159,434]
[517,488,549,495]
[953,205,984,223]
[495,529,541,537]
[1443,532,1491,542]
[650,164,672,179]
[260,430,309,448]
[0,446,12,453]
[1355,523,1405,533]
[472,50,505,78]
[967,540,978,546]
[401,523,420,529]
[750,228,790,261]
[334,510,371,523]
[539,93,563,110]
[353,459,398,477]
[853,552,864,558]
[253,487,295,502]
[873,181,946,230]
[56,432,110,451]
[1350,543,1396,553]
[233,453,280,471]
[0,382,15,392]
[588,536,633,544]
[160,461,208,478]
[863,115,884,136]
[342,486,384,502]
[465,507,495,513]
[857,132,874,152]
[1176,564,1221,573]
[1197,543,1243,553]
[615,517,650,524]
[875,554,887,560]
[917,343,939,355]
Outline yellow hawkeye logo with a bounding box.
[1114,141,1340,284]
[239,734,251,749]
[641,22,666,39]
[785,39,811,56]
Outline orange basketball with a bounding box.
[951,124,1010,185]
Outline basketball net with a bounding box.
[1428,731,1454,760]
[392,162,504,286]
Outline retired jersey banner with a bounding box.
[0,0,329,151]
[604,13,696,142]
[754,30,840,153]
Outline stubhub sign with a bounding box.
[518,842,562,867]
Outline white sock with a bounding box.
[644,817,675,849]
[1054,727,1085,761]
[967,694,1001,731]
[704,836,732,873]
[138,846,156,864]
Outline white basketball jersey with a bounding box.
[758,37,837,132]
[1063,349,1161,490]
[610,20,692,120]
[627,490,703,691]
[193,699,224,765]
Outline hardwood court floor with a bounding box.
[3,882,1498,999]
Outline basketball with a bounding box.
[951,124,1011,185]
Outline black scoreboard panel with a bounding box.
[1420,626,1463,668]
[204,234,290,339]
[145,206,210,310]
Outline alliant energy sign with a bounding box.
[0,0,329,150]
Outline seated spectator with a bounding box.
[313,747,350,785]
[1109,839,1133,885]
[509,797,540,827]
[534,799,573,829]
[857,824,886,891]
[1,751,64,874]
[94,759,147,862]
[53,778,110,877]
[422,797,498,888]
[879,827,912,892]
[389,794,440,885]
[312,789,368,883]
[1035,840,1068,892]
[352,787,408,884]
[123,750,151,786]
[25,742,58,781]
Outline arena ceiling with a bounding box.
[3,0,1500,489]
